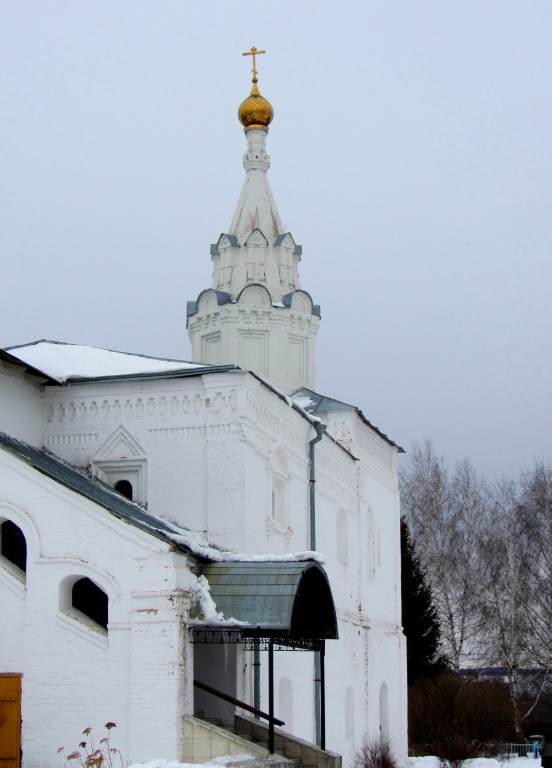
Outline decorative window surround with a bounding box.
[266,446,291,534]
[59,575,109,637]
[91,426,147,504]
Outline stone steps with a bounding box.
[187,712,341,768]
[183,715,293,768]
[232,714,342,768]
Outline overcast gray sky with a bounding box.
[2,1,551,479]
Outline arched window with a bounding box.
[0,520,27,575]
[114,479,133,500]
[72,577,108,630]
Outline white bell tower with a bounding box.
[187,48,320,395]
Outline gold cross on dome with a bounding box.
[242,46,266,82]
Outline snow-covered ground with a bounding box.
[127,758,256,768]
[128,755,541,768]
[410,758,539,768]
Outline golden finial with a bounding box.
[242,46,266,84]
[238,46,273,133]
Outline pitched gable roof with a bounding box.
[5,340,236,384]
[291,387,404,452]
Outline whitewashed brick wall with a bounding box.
[1,363,407,765]
[0,449,195,767]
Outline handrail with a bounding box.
[194,678,285,727]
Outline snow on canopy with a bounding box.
[5,340,206,383]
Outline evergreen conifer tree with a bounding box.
[401,516,446,683]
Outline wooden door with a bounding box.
[0,675,21,768]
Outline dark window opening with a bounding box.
[1,520,27,573]
[72,577,108,629]
[114,479,133,500]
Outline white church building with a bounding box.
[0,53,407,768]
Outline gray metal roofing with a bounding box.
[0,431,188,546]
[292,387,404,452]
[3,340,238,385]
[0,433,334,632]
[62,364,238,385]
[199,560,338,637]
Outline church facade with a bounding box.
[0,55,407,768]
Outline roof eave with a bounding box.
[53,364,241,386]
[249,373,358,461]
[0,348,60,385]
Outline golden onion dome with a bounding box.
[238,80,274,133]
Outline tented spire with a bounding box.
[187,49,320,394]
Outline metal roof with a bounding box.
[0,348,57,383]
[3,340,238,385]
[0,433,338,641]
[292,386,404,453]
[0,431,189,546]
[200,560,338,639]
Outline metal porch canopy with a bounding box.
[194,560,338,643]
[192,560,338,752]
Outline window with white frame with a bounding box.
[91,426,147,504]
[60,575,109,632]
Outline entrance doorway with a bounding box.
[194,644,238,725]
[0,674,21,768]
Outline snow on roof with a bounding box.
[5,340,207,383]
[0,430,326,568]
[165,527,325,565]
[291,386,404,452]
[291,394,317,411]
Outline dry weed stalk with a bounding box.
[58,722,126,768]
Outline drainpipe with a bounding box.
[309,421,326,748]
[309,422,326,551]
